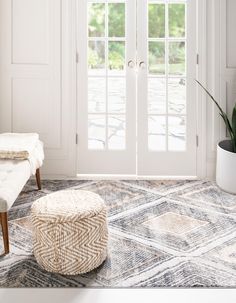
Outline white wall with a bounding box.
[206,0,236,179]
[0,0,77,177]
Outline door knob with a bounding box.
[128,60,135,68]
[139,61,146,69]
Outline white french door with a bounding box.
[77,0,136,174]
[77,0,197,176]
[137,0,197,176]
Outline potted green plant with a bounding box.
[196,80,236,194]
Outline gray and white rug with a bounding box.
[1,179,236,287]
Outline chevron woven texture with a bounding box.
[31,190,108,275]
[1,180,236,287]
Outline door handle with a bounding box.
[139,61,146,69]
[128,60,135,68]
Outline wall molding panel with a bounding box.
[0,0,77,176]
[12,0,49,65]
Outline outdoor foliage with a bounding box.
[88,3,186,73]
[149,4,165,38]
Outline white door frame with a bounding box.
[75,0,208,180]
[196,0,207,179]
[137,0,198,177]
[76,0,137,175]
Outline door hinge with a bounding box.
[76,52,79,63]
[76,133,78,145]
[196,54,199,65]
[196,135,199,147]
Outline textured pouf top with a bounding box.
[31,190,108,275]
[31,190,106,223]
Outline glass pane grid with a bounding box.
[148,116,166,151]
[148,0,187,152]
[168,115,186,151]
[165,1,169,151]
[147,0,187,3]
[105,2,109,149]
[88,112,126,116]
[87,1,127,151]
[108,115,126,150]
[87,0,126,3]
[88,115,106,150]
[148,38,186,42]
[88,37,126,41]
[88,3,126,77]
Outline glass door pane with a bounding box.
[77,0,136,175]
[88,1,126,151]
[137,0,197,176]
[78,0,197,176]
[147,1,186,152]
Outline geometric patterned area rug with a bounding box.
[1,179,236,287]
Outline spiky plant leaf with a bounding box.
[220,112,234,139]
[232,104,236,151]
[196,79,236,152]
[196,80,226,117]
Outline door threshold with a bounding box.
[76,174,199,180]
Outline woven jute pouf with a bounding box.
[31,190,108,275]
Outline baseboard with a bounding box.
[76,174,199,181]
[30,174,200,181]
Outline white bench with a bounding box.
[0,159,41,255]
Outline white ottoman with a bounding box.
[31,190,108,275]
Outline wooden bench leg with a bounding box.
[36,168,42,190]
[0,212,9,255]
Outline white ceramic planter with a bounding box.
[216,140,236,194]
